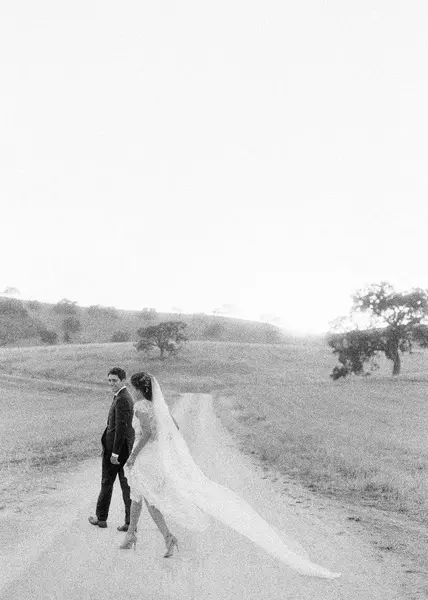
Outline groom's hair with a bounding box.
[108,367,126,381]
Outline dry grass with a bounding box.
[0,340,427,525]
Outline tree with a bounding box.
[135,321,188,358]
[27,300,42,311]
[2,286,20,296]
[0,303,39,346]
[328,282,428,378]
[53,298,78,315]
[140,308,157,322]
[328,329,384,380]
[61,316,82,342]
[0,298,27,316]
[411,323,428,348]
[87,305,119,319]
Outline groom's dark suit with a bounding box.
[96,387,135,524]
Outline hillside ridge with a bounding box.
[0,296,306,347]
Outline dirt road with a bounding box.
[0,393,405,599]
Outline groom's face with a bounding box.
[108,374,123,394]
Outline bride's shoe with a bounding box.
[119,532,137,550]
[163,534,178,558]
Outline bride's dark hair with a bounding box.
[130,371,153,401]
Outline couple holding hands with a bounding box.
[88,367,340,578]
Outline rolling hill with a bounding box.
[0,296,299,347]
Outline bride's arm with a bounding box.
[126,411,152,466]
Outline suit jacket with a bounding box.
[101,387,135,462]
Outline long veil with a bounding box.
[151,377,340,579]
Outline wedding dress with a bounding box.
[125,377,341,579]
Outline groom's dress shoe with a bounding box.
[88,516,107,528]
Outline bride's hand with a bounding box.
[126,456,135,469]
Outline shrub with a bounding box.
[39,329,59,345]
[203,322,225,340]
[111,330,130,343]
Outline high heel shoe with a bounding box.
[119,532,137,551]
[163,534,178,558]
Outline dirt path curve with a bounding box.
[0,393,404,599]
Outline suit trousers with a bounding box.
[96,454,132,523]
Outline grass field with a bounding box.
[1,340,427,528]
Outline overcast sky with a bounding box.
[0,1,426,333]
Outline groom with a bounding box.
[88,367,135,531]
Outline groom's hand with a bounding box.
[110,454,120,465]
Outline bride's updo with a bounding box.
[130,371,153,401]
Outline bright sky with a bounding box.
[1,1,427,334]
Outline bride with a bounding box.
[121,371,341,578]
